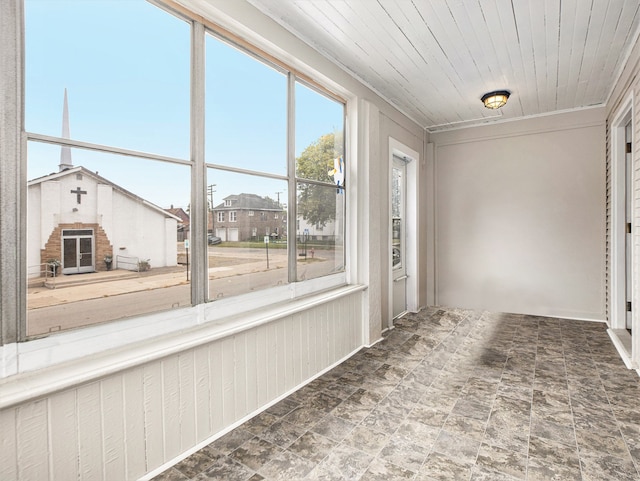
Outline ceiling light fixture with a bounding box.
[481,90,510,109]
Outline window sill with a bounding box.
[0,282,365,410]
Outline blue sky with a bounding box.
[25,0,343,210]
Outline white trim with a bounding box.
[0,283,364,408]
[3,272,349,380]
[431,110,605,146]
[425,141,436,306]
[0,0,24,346]
[608,328,634,369]
[13,273,349,376]
[605,20,640,108]
[427,104,606,134]
[610,93,634,335]
[388,138,419,326]
[26,132,191,166]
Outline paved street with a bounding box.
[27,245,342,337]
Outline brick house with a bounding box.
[165,205,190,242]
[212,193,286,242]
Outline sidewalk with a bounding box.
[27,251,290,309]
[27,266,190,309]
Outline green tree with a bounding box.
[296,133,343,228]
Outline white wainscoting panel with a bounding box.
[1,291,363,480]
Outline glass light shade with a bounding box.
[481,90,510,109]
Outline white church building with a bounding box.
[27,92,179,278]
[27,166,179,278]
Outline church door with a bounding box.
[62,229,95,274]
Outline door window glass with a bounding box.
[392,165,403,269]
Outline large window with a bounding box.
[22,0,347,340]
[26,143,191,337]
[295,82,346,281]
[205,32,287,176]
[25,0,189,157]
[205,32,346,301]
[25,0,191,336]
[207,169,289,299]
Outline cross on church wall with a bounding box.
[70,186,87,204]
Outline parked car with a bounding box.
[208,235,222,245]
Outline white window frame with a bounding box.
[229,211,237,222]
[0,0,354,378]
[217,211,225,222]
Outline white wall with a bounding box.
[97,183,113,240]
[26,185,42,277]
[431,108,607,321]
[111,192,178,268]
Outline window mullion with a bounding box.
[287,72,297,283]
[191,20,207,305]
[1,0,25,345]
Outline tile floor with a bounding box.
[152,307,640,480]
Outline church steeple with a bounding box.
[58,88,73,172]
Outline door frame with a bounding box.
[388,138,419,328]
[391,155,408,320]
[61,229,95,275]
[609,92,635,368]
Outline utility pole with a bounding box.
[207,184,216,211]
[207,184,216,234]
[275,191,283,206]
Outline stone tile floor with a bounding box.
[152,307,640,480]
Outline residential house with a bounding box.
[165,205,190,242]
[212,193,286,242]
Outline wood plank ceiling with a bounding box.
[245,0,640,131]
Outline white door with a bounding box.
[626,121,633,330]
[216,228,227,241]
[228,228,239,242]
[392,156,407,318]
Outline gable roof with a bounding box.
[214,193,283,211]
[165,207,190,224]
[28,166,181,221]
